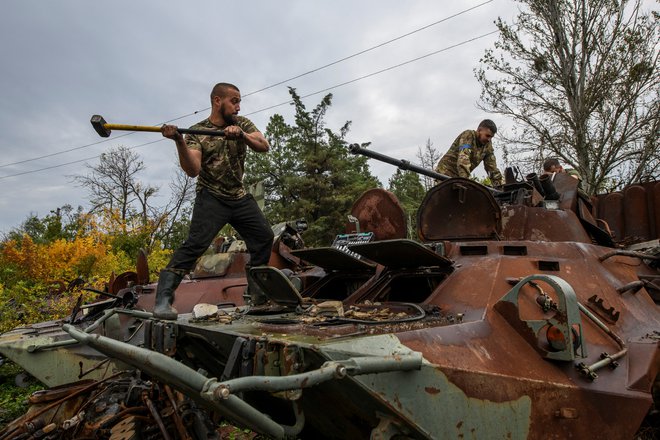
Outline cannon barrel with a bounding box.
[348,144,501,194]
[348,144,450,181]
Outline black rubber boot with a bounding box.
[153,270,183,320]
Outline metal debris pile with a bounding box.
[297,301,419,325]
[0,374,219,440]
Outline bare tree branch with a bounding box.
[476,0,659,194]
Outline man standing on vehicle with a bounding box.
[155,82,274,319]
[435,119,503,186]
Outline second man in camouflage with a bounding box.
[435,119,503,186]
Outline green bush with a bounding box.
[0,360,44,430]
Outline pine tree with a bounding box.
[245,88,380,246]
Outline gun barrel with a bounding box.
[349,144,502,194]
[349,144,450,181]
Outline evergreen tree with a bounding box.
[246,88,380,246]
[387,169,426,239]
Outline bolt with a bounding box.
[215,386,231,399]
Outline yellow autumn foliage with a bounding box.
[0,235,130,284]
[0,233,173,333]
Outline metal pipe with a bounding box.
[283,402,306,438]
[340,354,423,374]
[62,324,292,438]
[214,362,345,398]
[599,250,660,262]
[615,281,644,294]
[63,324,423,439]
[143,392,172,440]
[164,385,192,440]
[113,309,155,319]
[526,173,545,196]
[539,174,560,200]
[28,308,120,353]
[577,303,626,349]
[213,353,422,397]
[349,144,449,181]
[576,302,627,379]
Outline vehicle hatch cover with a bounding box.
[250,266,303,307]
[349,239,453,268]
[291,247,376,271]
[348,188,407,240]
[417,178,501,241]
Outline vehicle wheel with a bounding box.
[14,372,33,388]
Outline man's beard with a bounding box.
[225,112,238,125]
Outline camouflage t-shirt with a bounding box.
[184,116,259,200]
[435,129,503,186]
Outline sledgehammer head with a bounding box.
[90,114,111,137]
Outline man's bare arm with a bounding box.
[161,125,202,177]
[224,125,269,152]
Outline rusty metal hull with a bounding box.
[93,236,656,439]
[3,175,659,438]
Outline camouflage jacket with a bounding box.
[435,129,503,186]
[184,116,259,200]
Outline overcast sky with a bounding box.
[0,0,524,234]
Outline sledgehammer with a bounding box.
[90,114,225,138]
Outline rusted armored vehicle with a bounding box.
[2,147,659,439]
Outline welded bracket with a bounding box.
[144,320,178,356]
[495,274,586,361]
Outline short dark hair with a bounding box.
[478,119,497,134]
[543,158,561,172]
[210,82,240,100]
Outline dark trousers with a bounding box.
[167,188,274,272]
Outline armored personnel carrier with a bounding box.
[1,147,658,439]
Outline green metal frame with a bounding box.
[497,274,587,361]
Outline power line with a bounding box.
[243,29,500,117]
[240,0,494,98]
[0,28,500,181]
[0,1,493,170]
[0,133,135,168]
[0,139,166,181]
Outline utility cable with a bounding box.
[243,29,500,117]
[0,139,165,180]
[241,0,493,98]
[0,28,499,181]
[0,1,493,170]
